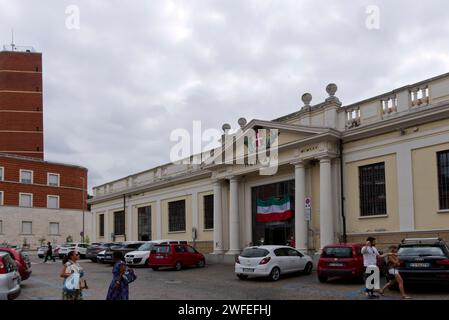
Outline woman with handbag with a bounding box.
[106,251,129,300]
[60,251,88,300]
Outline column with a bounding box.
[213,180,224,254]
[92,211,97,243]
[156,199,162,239]
[227,176,240,254]
[104,210,110,241]
[294,161,307,252]
[192,191,199,242]
[319,156,334,249]
[127,202,133,241]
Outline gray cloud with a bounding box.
[1,0,449,190]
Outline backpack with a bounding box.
[122,265,137,284]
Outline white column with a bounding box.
[294,161,307,252]
[319,156,334,249]
[104,210,110,241]
[156,199,162,239]
[92,211,97,243]
[127,202,133,241]
[213,180,224,254]
[397,148,415,231]
[227,176,241,254]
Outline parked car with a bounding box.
[87,243,118,262]
[0,247,32,281]
[37,246,46,258]
[396,238,449,284]
[235,245,313,281]
[58,243,89,259]
[317,243,386,283]
[125,240,187,267]
[97,250,107,263]
[0,252,21,300]
[149,243,205,271]
[103,242,145,264]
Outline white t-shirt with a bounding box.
[361,246,379,267]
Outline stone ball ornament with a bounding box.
[222,123,231,133]
[237,117,247,128]
[301,93,312,107]
[326,83,338,97]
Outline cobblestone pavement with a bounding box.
[17,254,449,300]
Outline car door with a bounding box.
[273,248,289,272]
[174,245,187,265]
[286,248,305,272]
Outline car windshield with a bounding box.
[138,243,154,251]
[61,243,73,247]
[322,247,353,258]
[154,245,170,253]
[240,248,269,258]
[398,246,445,257]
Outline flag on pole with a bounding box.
[256,195,293,222]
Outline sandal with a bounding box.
[402,295,412,299]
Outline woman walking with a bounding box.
[106,251,129,300]
[379,245,412,299]
[60,251,86,300]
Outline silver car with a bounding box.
[0,252,21,300]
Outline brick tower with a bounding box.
[0,48,44,159]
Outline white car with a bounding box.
[125,239,187,267]
[235,245,313,281]
[58,243,89,259]
[37,246,46,258]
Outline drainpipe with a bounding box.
[340,139,347,243]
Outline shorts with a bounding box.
[388,268,399,276]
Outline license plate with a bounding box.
[409,263,430,268]
[329,263,344,267]
[156,256,164,259]
[243,268,254,272]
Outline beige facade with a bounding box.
[90,72,449,254]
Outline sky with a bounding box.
[1,0,449,191]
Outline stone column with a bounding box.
[213,180,224,254]
[294,161,307,252]
[319,156,334,249]
[127,202,133,241]
[227,176,241,254]
[156,199,162,239]
[92,211,97,243]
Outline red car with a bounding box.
[149,244,206,271]
[0,247,32,281]
[317,243,385,283]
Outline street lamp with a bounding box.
[81,176,85,243]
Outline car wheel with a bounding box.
[237,274,248,280]
[318,275,328,283]
[151,267,159,271]
[197,259,205,268]
[269,267,281,281]
[303,262,313,275]
[175,261,182,271]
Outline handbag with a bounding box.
[64,273,80,293]
[122,266,137,284]
[80,278,88,289]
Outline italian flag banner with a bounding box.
[256,196,293,222]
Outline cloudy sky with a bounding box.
[1,0,449,190]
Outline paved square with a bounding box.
[17,254,449,300]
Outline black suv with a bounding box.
[397,238,449,284]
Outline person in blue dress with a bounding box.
[106,251,129,300]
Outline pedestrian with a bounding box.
[106,251,129,300]
[44,241,56,263]
[361,237,388,298]
[379,245,412,299]
[60,251,87,300]
[287,235,296,248]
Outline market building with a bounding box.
[89,72,449,255]
[0,46,91,248]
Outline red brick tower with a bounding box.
[0,49,44,159]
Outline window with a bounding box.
[0,191,3,206]
[0,220,3,234]
[168,200,186,232]
[437,150,449,210]
[138,206,151,241]
[20,170,33,184]
[47,195,59,209]
[114,211,125,235]
[49,222,59,235]
[0,167,4,181]
[48,173,60,187]
[99,214,105,237]
[203,194,214,230]
[359,162,387,216]
[19,193,33,208]
[21,221,32,235]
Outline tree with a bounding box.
[66,235,73,243]
[84,235,90,244]
[38,237,46,246]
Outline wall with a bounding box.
[345,154,400,233]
